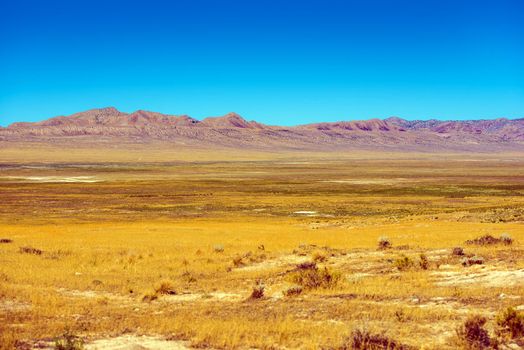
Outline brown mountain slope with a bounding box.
[1,107,523,152]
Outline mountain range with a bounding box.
[1,107,523,152]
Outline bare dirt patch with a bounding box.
[0,299,31,312]
[85,335,192,350]
[162,291,244,303]
[433,267,524,287]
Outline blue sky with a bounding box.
[1,0,523,126]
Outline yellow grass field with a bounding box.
[1,146,523,349]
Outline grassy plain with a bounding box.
[0,146,523,349]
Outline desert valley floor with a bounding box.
[0,145,523,349]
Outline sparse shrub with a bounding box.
[346,328,410,349]
[154,279,177,295]
[213,244,224,253]
[258,244,265,251]
[0,238,12,244]
[312,250,328,263]
[393,255,414,271]
[232,255,245,267]
[19,246,43,255]
[499,233,513,246]
[461,256,484,267]
[297,261,317,270]
[378,236,392,250]
[418,254,429,270]
[283,285,303,297]
[290,265,341,289]
[249,281,265,299]
[54,329,84,350]
[452,247,465,256]
[455,315,492,349]
[465,235,501,246]
[496,307,524,339]
[142,279,176,302]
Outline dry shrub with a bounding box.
[232,255,245,267]
[142,279,176,302]
[54,329,84,350]
[155,279,177,295]
[283,285,303,297]
[452,247,465,256]
[378,236,392,250]
[0,238,12,244]
[465,234,512,246]
[418,254,429,270]
[455,315,492,349]
[249,281,265,300]
[297,261,317,270]
[19,246,43,255]
[499,233,513,245]
[344,329,411,349]
[393,255,414,271]
[496,307,524,339]
[312,250,328,262]
[290,263,341,289]
[461,256,484,267]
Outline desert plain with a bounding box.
[0,144,523,349]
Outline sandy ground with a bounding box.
[85,335,193,350]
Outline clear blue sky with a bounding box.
[1,0,523,126]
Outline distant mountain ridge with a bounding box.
[1,107,523,152]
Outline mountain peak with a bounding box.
[201,112,257,128]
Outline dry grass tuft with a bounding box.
[289,264,341,290]
[312,250,328,262]
[378,236,392,250]
[344,328,412,349]
[19,246,43,255]
[283,285,303,297]
[452,247,465,256]
[155,279,177,295]
[461,255,485,267]
[249,281,265,300]
[54,329,84,350]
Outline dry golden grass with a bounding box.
[0,147,523,349]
